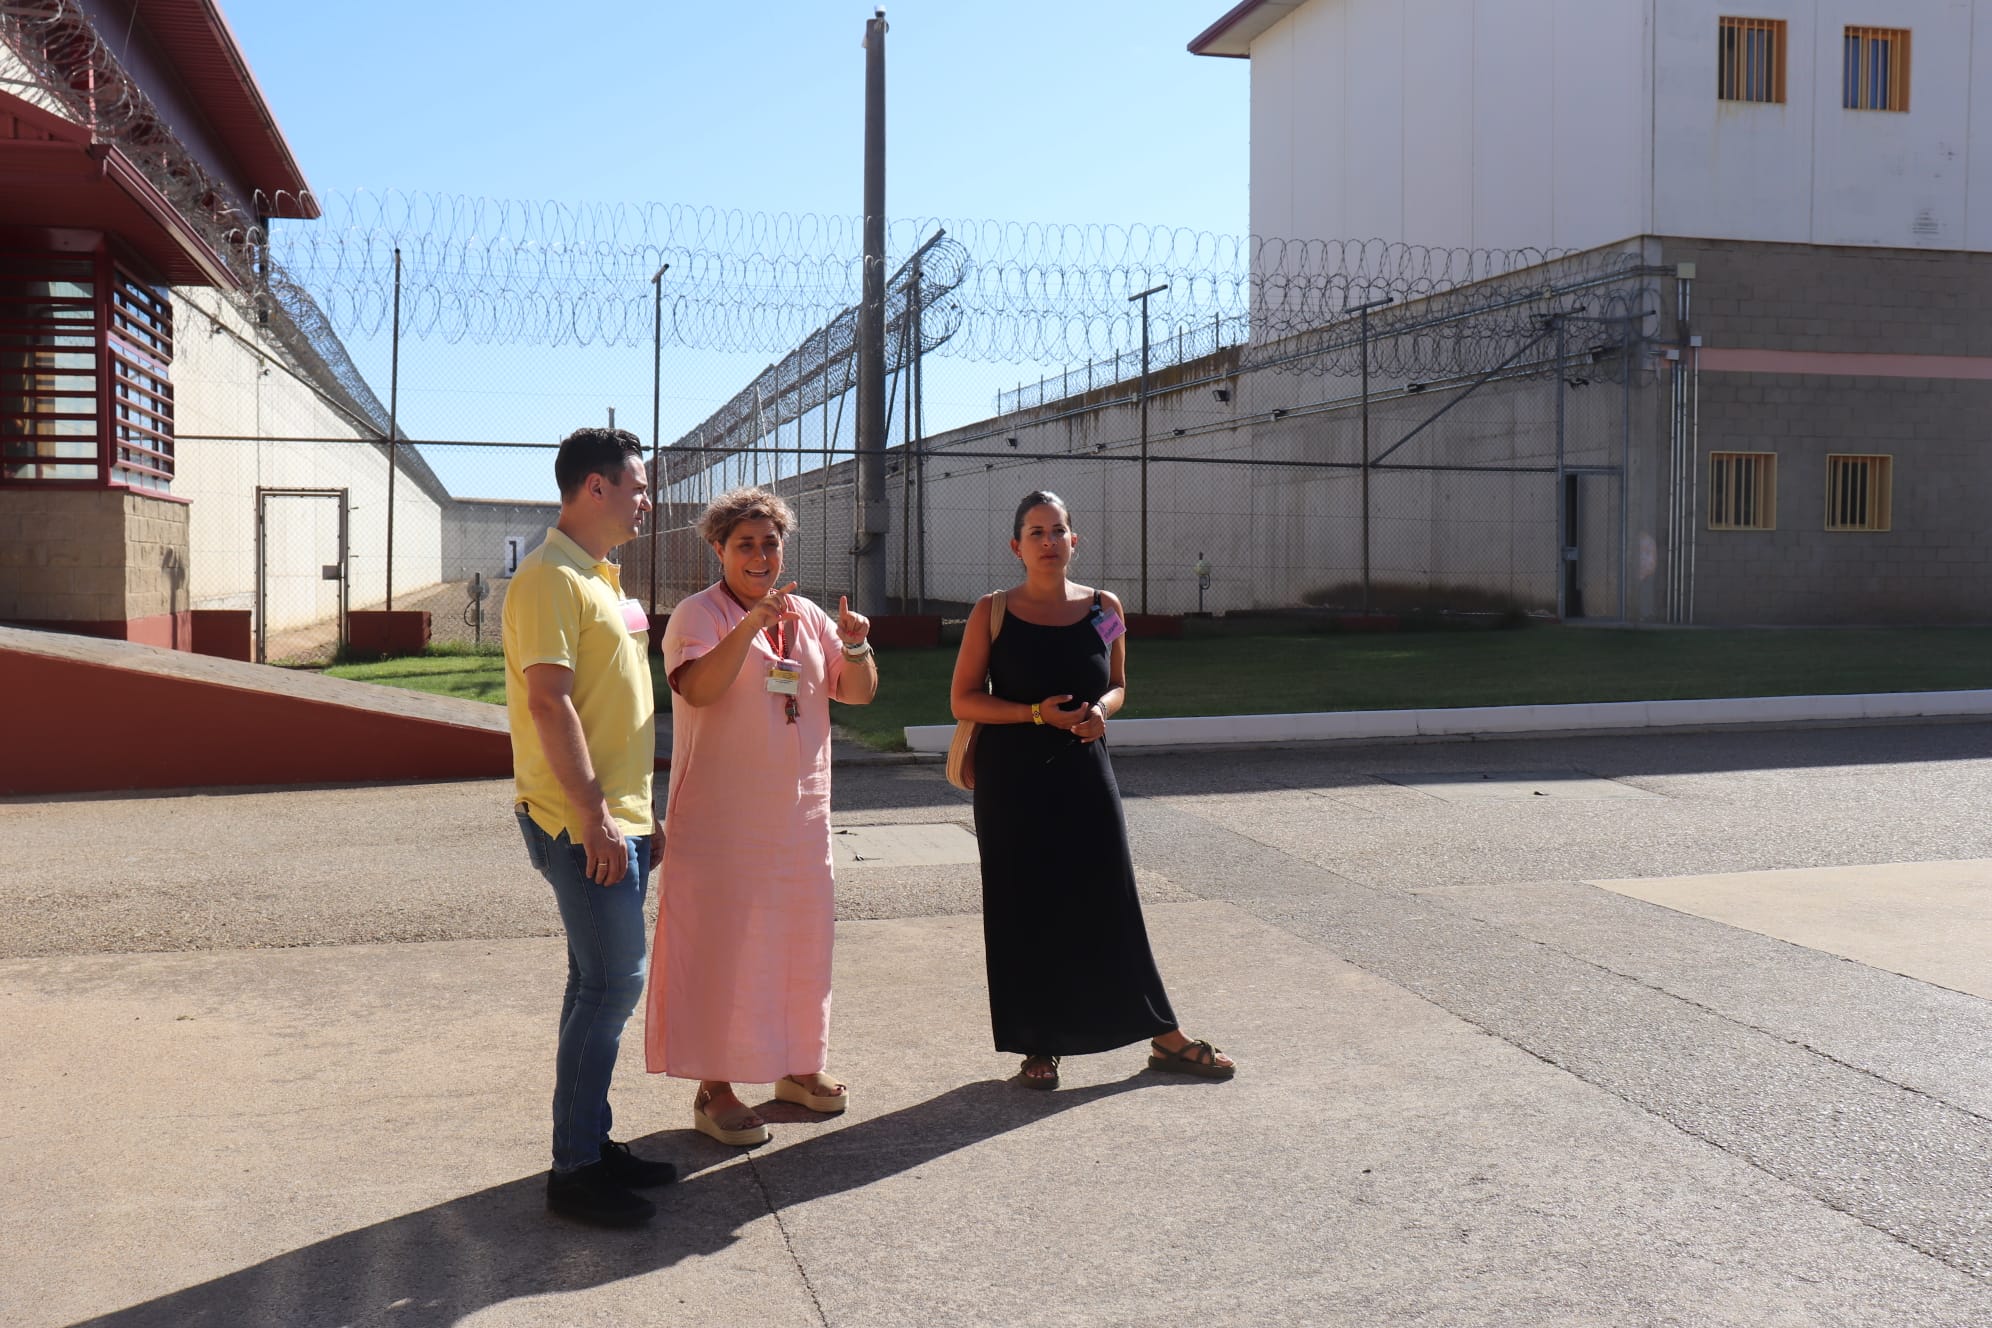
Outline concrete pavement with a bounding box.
[3,723,1990,1325]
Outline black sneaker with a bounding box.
[599,1138,679,1188]
[546,1161,657,1227]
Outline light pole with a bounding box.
[1129,282,1168,615]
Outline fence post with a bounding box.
[1129,283,1168,614]
[1352,295,1392,614]
[649,262,667,617]
[1553,315,1568,621]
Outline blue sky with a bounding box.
[220,0,1253,496]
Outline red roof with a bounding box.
[114,0,317,217]
[1188,0,1304,58]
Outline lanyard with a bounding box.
[721,583,800,724]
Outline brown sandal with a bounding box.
[1147,1037,1235,1080]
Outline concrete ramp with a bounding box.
[1,626,513,796]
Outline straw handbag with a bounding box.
[944,589,1006,791]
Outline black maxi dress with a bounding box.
[972,593,1178,1057]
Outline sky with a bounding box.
[216,0,1254,497]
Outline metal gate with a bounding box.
[255,487,350,663]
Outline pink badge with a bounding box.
[618,597,650,635]
[1092,610,1126,645]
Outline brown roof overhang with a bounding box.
[1188,0,1305,58]
[0,91,241,287]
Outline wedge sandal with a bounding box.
[692,1088,770,1147]
[773,1074,849,1114]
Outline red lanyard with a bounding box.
[722,584,799,724]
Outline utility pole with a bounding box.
[385,247,401,610]
[1129,282,1168,615]
[649,262,668,616]
[854,7,890,611]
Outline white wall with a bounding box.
[1653,0,1980,248]
[1249,0,1651,253]
[1252,0,1990,255]
[171,290,444,634]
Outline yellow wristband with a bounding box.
[1031,702,1045,726]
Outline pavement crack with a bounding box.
[746,1153,831,1328]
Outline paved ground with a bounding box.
[3,723,1990,1325]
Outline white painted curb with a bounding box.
[902,689,1992,754]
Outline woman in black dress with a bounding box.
[949,491,1235,1089]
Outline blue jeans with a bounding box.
[517,809,651,1174]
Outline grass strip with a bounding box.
[321,627,1992,752]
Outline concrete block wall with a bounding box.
[0,488,192,640]
[1663,238,1992,624]
[1689,374,1992,623]
[1669,239,1992,356]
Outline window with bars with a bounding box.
[1719,17,1786,103]
[0,248,174,490]
[1844,26,1911,111]
[1824,454,1893,531]
[1708,452,1778,530]
[108,274,174,490]
[0,252,99,482]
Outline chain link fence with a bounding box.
[176,239,1656,660]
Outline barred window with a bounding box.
[1844,26,1911,111]
[1708,452,1778,530]
[1825,454,1893,532]
[0,249,173,490]
[107,273,174,491]
[1719,18,1786,104]
[0,251,99,483]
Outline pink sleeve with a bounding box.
[664,592,722,677]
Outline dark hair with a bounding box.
[555,427,644,500]
[1012,489,1069,540]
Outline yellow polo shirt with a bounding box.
[503,526,655,838]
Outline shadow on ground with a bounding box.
[69,1075,1165,1328]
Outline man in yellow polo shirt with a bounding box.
[503,426,674,1228]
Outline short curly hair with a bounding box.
[700,485,796,546]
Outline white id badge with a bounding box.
[616,597,650,635]
[766,658,801,696]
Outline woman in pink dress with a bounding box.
[645,486,878,1146]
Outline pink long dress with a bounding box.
[645,582,847,1084]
